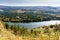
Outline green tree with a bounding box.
[5,23,10,29]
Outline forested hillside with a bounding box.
[0,11,60,22]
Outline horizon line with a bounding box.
[0,4,60,7]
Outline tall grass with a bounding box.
[4,23,60,40]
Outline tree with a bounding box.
[5,23,10,29]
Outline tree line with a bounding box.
[0,11,60,22]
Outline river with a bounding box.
[4,20,60,28]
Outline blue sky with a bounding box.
[0,0,60,6]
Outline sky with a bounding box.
[0,0,60,6]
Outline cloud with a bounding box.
[0,0,60,6]
[0,0,30,4]
[29,0,60,4]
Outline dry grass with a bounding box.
[0,21,60,40]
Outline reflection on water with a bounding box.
[4,20,60,28]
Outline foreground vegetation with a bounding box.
[3,23,60,40]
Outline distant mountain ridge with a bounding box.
[0,5,60,13]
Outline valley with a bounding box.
[0,6,60,40]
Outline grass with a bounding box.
[0,21,60,40]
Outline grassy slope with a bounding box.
[0,21,60,40]
[0,21,20,40]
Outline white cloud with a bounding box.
[0,0,60,6]
[29,0,60,4]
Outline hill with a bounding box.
[0,21,19,40]
[1,20,60,40]
[0,5,60,14]
[0,5,59,11]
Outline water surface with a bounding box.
[4,20,60,28]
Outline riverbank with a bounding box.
[4,21,60,40]
[1,20,60,40]
[3,20,60,28]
